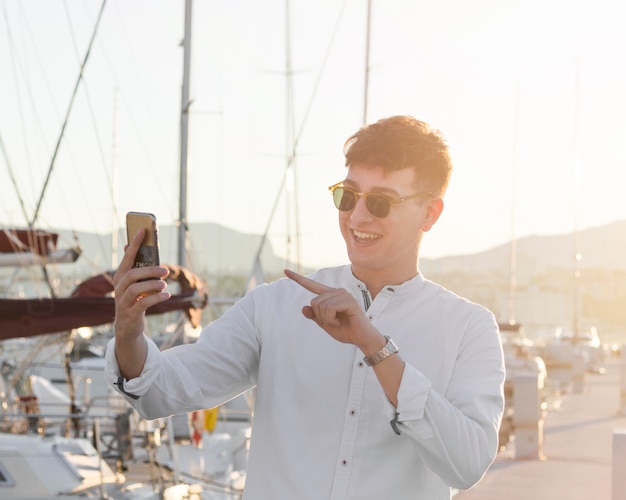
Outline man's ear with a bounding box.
[420,197,444,232]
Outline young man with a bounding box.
[106,115,505,499]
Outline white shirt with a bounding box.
[105,265,505,499]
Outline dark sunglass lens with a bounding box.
[365,195,391,218]
[334,187,356,211]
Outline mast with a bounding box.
[507,83,520,325]
[572,59,582,337]
[178,0,193,268]
[111,88,119,268]
[363,0,372,125]
[166,2,195,467]
[284,0,301,273]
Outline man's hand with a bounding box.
[284,269,385,356]
[113,228,171,379]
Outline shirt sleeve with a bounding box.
[381,312,505,490]
[381,363,434,438]
[104,334,163,399]
[104,289,262,420]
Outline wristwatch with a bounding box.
[363,336,398,367]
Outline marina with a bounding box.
[2,1,626,498]
[456,352,626,500]
[2,334,624,499]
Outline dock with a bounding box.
[455,355,626,500]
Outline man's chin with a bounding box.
[347,249,381,269]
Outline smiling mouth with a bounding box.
[353,229,381,241]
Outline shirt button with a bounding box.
[341,459,348,466]
[350,409,357,416]
[358,361,364,368]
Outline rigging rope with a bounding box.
[1,2,36,224]
[0,134,30,223]
[30,0,108,228]
[248,0,349,279]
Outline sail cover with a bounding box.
[0,228,81,267]
[0,263,208,340]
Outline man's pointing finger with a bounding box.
[284,269,331,295]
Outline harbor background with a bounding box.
[456,354,626,500]
[4,218,623,343]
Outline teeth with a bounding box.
[353,229,380,240]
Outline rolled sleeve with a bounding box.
[105,335,162,398]
[382,362,431,421]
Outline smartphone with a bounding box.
[126,211,160,269]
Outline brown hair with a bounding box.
[343,115,452,195]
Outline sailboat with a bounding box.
[0,0,370,495]
[0,2,247,498]
[536,63,607,382]
[0,228,80,267]
[0,251,208,341]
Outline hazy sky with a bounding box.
[1,0,625,273]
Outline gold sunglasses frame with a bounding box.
[328,182,432,218]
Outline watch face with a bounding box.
[388,338,399,354]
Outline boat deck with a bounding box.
[455,355,625,500]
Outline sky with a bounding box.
[1,0,626,273]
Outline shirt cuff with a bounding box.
[105,334,162,398]
[382,362,431,421]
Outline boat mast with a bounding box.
[284,0,302,272]
[572,59,582,337]
[363,0,372,125]
[507,83,520,325]
[167,3,195,477]
[178,0,193,268]
[111,88,119,268]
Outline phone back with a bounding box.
[126,212,160,268]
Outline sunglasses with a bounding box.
[328,182,432,218]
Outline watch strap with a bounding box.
[363,336,398,367]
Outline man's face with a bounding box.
[337,164,435,284]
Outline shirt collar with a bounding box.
[342,265,426,295]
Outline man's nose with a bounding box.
[350,195,374,221]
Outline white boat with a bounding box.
[497,322,547,449]
[0,333,250,497]
[540,325,607,375]
[0,429,246,499]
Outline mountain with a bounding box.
[420,219,626,338]
[4,219,624,336]
[18,219,626,281]
[421,219,626,278]
[50,222,300,280]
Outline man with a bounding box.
[106,115,505,499]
